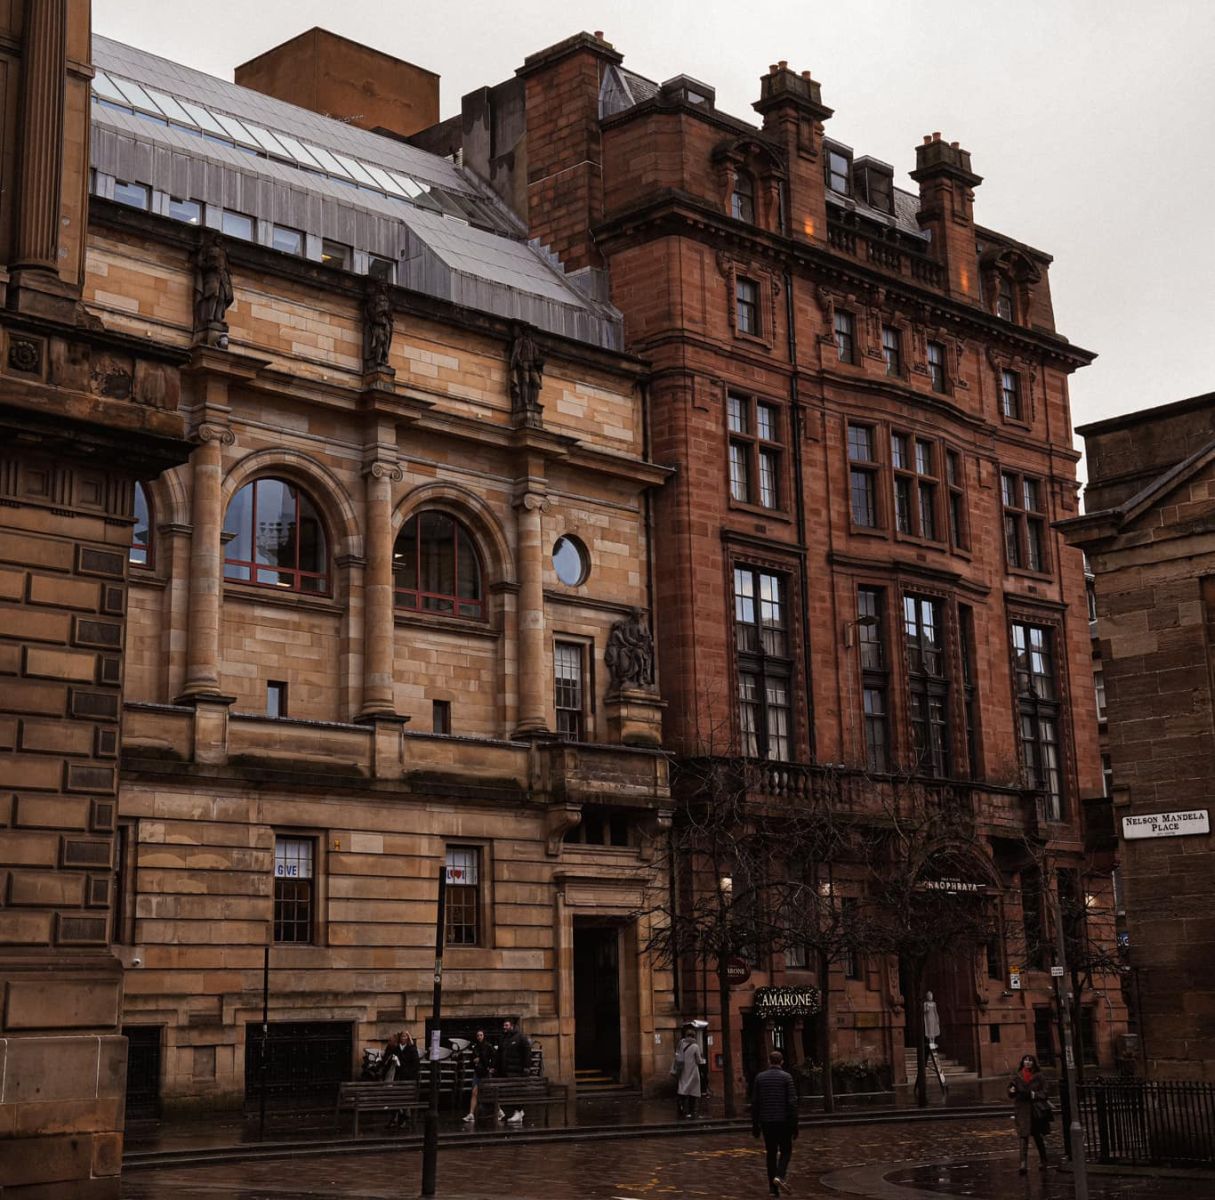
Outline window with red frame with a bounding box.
[393,511,483,618]
[223,478,329,593]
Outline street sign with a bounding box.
[1050,965,1065,977]
[1122,809,1209,840]
[1009,971,1022,990]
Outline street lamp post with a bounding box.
[421,864,448,1198]
[1052,886,1089,1200]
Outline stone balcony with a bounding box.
[121,702,670,812]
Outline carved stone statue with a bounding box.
[363,281,394,372]
[508,322,544,426]
[923,991,941,1043]
[193,232,233,341]
[605,608,656,691]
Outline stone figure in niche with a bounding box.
[363,281,394,372]
[193,232,233,340]
[508,322,544,427]
[605,608,656,691]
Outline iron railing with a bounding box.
[1080,1078,1215,1167]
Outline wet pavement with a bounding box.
[120,1113,1203,1200]
[125,1080,1012,1157]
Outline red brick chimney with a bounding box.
[753,63,833,246]
[910,133,982,301]
[516,31,623,271]
[234,28,439,139]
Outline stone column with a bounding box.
[359,461,401,718]
[12,0,67,274]
[514,489,550,737]
[178,424,231,699]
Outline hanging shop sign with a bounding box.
[753,986,822,1017]
[724,957,752,986]
[1121,810,1209,840]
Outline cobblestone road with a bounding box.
[121,1113,1188,1200]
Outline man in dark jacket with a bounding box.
[750,1050,799,1197]
[495,1020,531,1124]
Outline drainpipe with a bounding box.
[784,266,815,763]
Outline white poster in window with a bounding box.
[275,839,313,878]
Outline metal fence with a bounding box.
[1080,1078,1215,1167]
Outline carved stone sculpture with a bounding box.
[363,281,394,372]
[508,322,544,427]
[193,232,233,343]
[605,608,656,691]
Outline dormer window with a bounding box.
[854,156,894,214]
[826,149,852,196]
[731,172,756,223]
[996,275,1015,321]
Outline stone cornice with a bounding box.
[593,192,1096,370]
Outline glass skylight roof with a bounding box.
[90,68,508,234]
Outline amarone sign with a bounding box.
[1122,810,1209,840]
[753,986,822,1017]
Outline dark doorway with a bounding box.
[574,923,620,1078]
[741,1010,766,1086]
[244,1020,352,1109]
[123,1025,162,1121]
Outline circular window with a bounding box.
[552,535,589,587]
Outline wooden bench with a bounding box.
[335,1081,425,1136]
[478,1077,569,1127]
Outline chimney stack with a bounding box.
[910,132,982,300]
[753,62,833,245]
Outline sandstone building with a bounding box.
[0,3,192,1195]
[418,32,1125,1091]
[6,22,678,1126]
[1064,393,1215,1082]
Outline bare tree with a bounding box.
[855,774,1009,1108]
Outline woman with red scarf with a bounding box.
[1007,1053,1051,1171]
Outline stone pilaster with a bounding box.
[177,424,231,702]
[513,487,550,737]
[359,460,402,719]
[13,0,67,271]
[8,0,77,319]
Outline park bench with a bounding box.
[478,1077,569,1127]
[335,1080,425,1136]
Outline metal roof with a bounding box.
[89,35,623,350]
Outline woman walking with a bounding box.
[1008,1053,1051,1172]
[671,1024,705,1118]
[463,1029,494,1123]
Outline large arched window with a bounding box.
[393,511,483,619]
[130,482,152,566]
[223,477,329,593]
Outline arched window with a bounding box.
[731,172,756,223]
[223,477,329,593]
[130,482,152,567]
[393,511,483,619]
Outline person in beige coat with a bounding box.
[672,1024,706,1118]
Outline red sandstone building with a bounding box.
[412,32,1124,1090]
[1065,394,1215,1082]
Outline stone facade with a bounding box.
[0,3,193,1195]
[424,33,1125,1091]
[70,36,677,1115]
[1064,393,1215,1081]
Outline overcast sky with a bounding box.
[94,0,1215,444]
